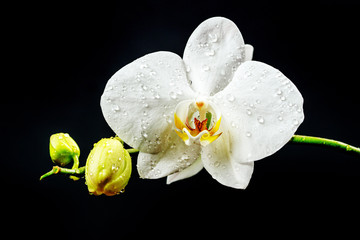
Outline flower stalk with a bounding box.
[290,135,360,156]
[40,166,85,181]
[39,148,139,181]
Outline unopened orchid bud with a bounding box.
[85,137,132,196]
[49,133,80,167]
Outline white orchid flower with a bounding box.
[101,17,304,189]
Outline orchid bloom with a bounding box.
[101,17,304,189]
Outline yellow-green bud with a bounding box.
[85,138,132,196]
[49,133,80,167]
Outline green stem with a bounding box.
[71,155,80,169]
[70,155,80,181]
[40,166,85,181]
[126,148,139,154]
[290,135,360,156]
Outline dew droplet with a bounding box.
[280,96,286,101]
[154,93,160,99]
[154,169,161,177]
[112,105,120,112]
[169,91,177,99]
[276,72,283,78]
[226,94,235,102]
[181,155,190,161]
[246,131,252,137]
[208,33,218,43]
[214,161,220,167]
[140,63,148,69]
[202,65,210,72]
[292,119,299,126]
[142,132,148,138]
[277,116,283,121]
[111,164,118,171]
[141,84,148,91]
[205,49,215,56]
[176,89,183,95]
[245,71,252,77]
[246,109,252,116]
[257,116,265,124]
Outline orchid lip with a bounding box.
[174,100,222,146]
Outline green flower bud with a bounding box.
[49,133,80,167]
[85,138,132,196]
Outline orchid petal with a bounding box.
[166,157,203,184]
[212,60,304,162]
[244,44,254,61]
[183,17,246,96]
[101,51,195,153]
[137,131,201,179]
[201,119,254,189]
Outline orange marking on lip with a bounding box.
[196,101,204,109]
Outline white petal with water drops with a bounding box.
[101,51,195,154]
[166,157,203,184]
[201,118,254,189]
[183,17,246,96]
[212,61,304,163]
[137,132,201,179]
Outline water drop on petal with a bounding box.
[112,105,120,112]
[257,116,265,124]
[205,49,215,56]
[292,119,299,126]
[169,91,177,99]
[154,93,160,99]
[226,94,235,102]
[140,63,148,69]
[202,65,210,72]
[141,84,148,91]
[208,33,218,43]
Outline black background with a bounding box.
[2,0,360,238]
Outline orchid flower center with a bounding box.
[174,99,222,147]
